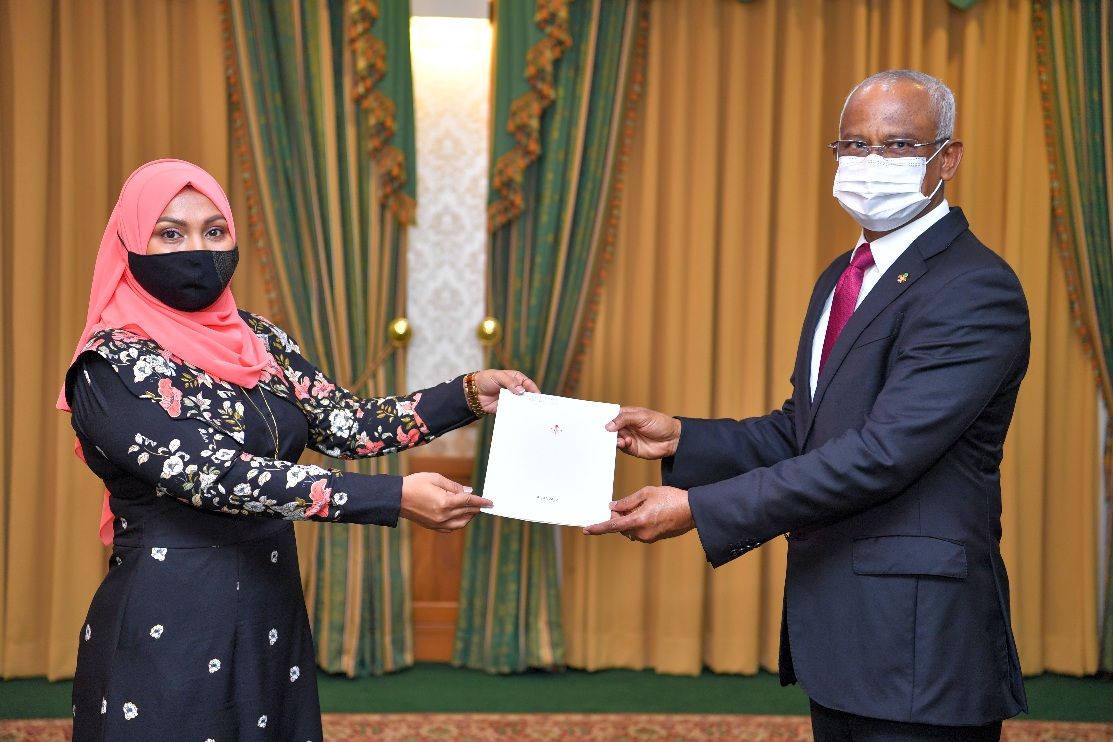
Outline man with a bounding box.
[584,70,1029,740]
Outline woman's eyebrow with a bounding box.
[151,214,226,226]
[152,216,186,227]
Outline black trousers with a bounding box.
[810,699,1003,741]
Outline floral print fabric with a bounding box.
[77,312,444,523]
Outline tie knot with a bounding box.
[851,243,875,272]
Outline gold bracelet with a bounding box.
[464,372,488,418]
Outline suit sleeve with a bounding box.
[662,398,798,490]
[663,257,841,491]
[688,264,1029,566]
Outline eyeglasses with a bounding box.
[826,138,949,159]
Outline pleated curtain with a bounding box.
[224,0,417,676]
[1032,0,1113,673]
[453,0,649,673]
[0,0,245,681]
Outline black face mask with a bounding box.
[128,247,239,312]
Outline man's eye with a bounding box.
[848,141,868,150]
[886,141,911,150]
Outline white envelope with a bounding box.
[481,389,618,527]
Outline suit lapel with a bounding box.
[795,258,845,449]
[802,209,971,444]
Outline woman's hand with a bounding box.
[473,369,540,414]
[605,406,682,460]
[400,472,492,532]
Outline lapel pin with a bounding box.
[897,273,909,283]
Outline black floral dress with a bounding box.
[64,312,476,741]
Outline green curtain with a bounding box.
[453,0,649,673]
[224,0,417,676]
[1032,0,1113,673]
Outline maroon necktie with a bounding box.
[819,243,875,373]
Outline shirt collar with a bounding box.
[853,200,950,274]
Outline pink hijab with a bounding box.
[59,159,272,543]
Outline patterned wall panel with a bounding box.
[407,18,492,456]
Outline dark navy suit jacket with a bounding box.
[665,209,1029,726]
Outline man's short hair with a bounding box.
[840,70,956,140]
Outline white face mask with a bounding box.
[833,141,948,232]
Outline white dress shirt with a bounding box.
[809,200,951,399]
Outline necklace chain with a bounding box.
[240,385,279,458]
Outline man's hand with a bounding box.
[472,369,541,413]
[400,472,493,532]
[605,406,682,460]
[581,486,694,543]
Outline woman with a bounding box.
[58,159,536,741]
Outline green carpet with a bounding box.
[2,664,1109,721]
[317,666,812,715]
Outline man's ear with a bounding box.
[939,139,964,182]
